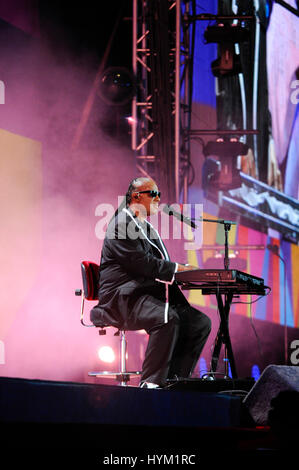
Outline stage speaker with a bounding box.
[243,364,299,426]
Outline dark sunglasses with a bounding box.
[136,190,161,198]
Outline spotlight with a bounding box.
[126,116,136,125]
[202,139,248,190]
[98,67,137,106]
[204,23,249,44]
[98,346,115,363]
[203,139,248,158]
[204,23,249,77]
[211,46,241,77]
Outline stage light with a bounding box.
[98,346,115,363]
[211,50,242,77]
[98,67,137,105]
[204,23,249,44]
[203,139,248,158]
[251,364,261,381]
[204,23,249,77]
[126,116,136,125]
[202,139,248,190]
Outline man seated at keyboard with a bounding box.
[94,177,211,388]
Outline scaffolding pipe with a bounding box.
[175,0,181,202]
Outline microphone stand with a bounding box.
[164,206,235,269]
[195,217,237,270]
[192,216,237,378]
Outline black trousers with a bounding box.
[125,288,211,387]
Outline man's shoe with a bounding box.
[139,382,161,389]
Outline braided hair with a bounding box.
[110,177,149,222]
[125,178,140,206]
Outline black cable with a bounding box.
[248,299,264,362]
[232,292,265,363]
[179,0,196,193]
[217,390,249,395]
[231,286,271,304]
[230,285,270,368]
[275,0,299,17]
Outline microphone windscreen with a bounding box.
[162,204,172,215]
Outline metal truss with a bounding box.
[131,0,182,203]
[131,1,262,203]
[131,0,202,203]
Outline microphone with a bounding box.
[162,204,197,229]
[267,244,279,254]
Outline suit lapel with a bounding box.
[123,208,166,260]
[145,221,170,261]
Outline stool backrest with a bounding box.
[81,261,100,301]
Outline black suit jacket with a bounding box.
[91,208,184,328]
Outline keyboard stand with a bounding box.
[181,282,266,379]
[205,222,236,378]
[209,291,237,379]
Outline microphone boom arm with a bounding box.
[163,205,236,270]
[193,218,236,271]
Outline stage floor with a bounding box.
[0,376,293,464]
